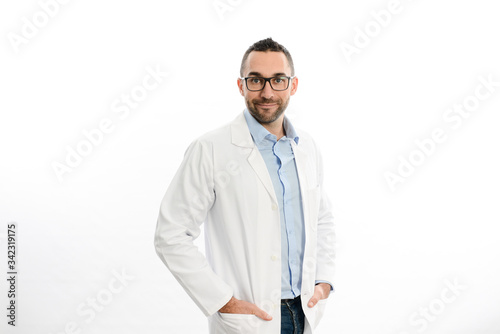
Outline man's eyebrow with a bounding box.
[246,72,288,77]
[246,72,262,77]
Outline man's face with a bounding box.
[238,51,298,125]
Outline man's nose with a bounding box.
[259,81,275,99]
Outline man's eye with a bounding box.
[274,78,284,83]
[250,78,261,84]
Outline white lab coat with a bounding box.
[154,111,335,333]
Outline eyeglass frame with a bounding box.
[240,76,295,91]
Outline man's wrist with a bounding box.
[219,296,236,313]
[315,280,334,292]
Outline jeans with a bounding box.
[281,296,305,334]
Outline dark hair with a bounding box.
[240,37,295,77]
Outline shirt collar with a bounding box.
[243,108,300,145]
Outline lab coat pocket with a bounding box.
[217,312,264,334]
[313,298,328,329]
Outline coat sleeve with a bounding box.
[314,144,336,289]
[154,139,233,316]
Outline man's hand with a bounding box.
[307,283,331,308]
[219,297,272,321]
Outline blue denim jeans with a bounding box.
[281,296,305,334]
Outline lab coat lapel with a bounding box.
[247,148,278,205]
[231,112,278,205]
[291,140,311,223]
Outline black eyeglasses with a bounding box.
[240,76,294,91]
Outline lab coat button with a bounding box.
[271,255,278,261]
[271,204,278,211]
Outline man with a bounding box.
[154,38,335,334]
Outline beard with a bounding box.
[245,96,290,124]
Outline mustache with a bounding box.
[253,98,280,104]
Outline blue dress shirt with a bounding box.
[244,109,306,299]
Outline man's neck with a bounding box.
[261,116,286,140]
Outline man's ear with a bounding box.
[290,76,298,96]
[237,78,245,96]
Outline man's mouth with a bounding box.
[256,102,278,108]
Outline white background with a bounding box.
[1,0,500,333]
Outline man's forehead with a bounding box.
[244,51,291,76]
